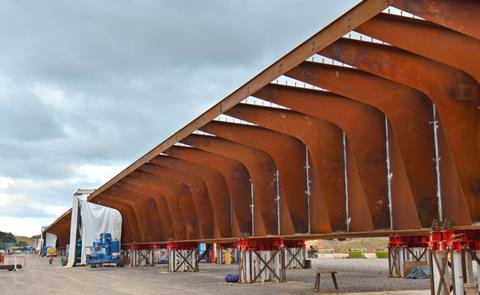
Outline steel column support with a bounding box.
[200,121,307,234]
[121,172,192,240]
[150,156,234,237]
[96,193,144,242]
[108,185,168,242]
[181,134,277,236]
[285,62,436,228]
[321,38,480,224]
[139,161,217,239]
[164,146,252,237]
[225,104,345,233]
[115,182,175,241]
[254,84,389,231]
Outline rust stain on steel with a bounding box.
[225,104,345,233]
[140,197,166,240]
[254,84,390,231]
[123,172,197,240]
[112,182,175,241]
[138,162,215,239]
[165,146,252,237]
[45,0,480,246]
[95,193,144,242]
[106,183,173,242]
[356,13,480,82]
[107,185,165,242]
[146,156,232,239]
[120,172,191,240]
[200,121,307,234]
[322,38,480,224]
[286,62,437,229]
[181,134,278,236]
[86,0,388,203]
[391,0,480,39]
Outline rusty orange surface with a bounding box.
[45,0,480,246]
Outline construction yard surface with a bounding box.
[0,255,429,295]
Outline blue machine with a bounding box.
[86,233,123,268]
[61,240,82,266]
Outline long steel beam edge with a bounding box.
[123,227,466,246]
[86,0,390,203]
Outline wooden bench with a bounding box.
[314,269,339,291]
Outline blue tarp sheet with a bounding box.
[406,266,429,279]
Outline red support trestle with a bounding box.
[429,229,480,251]
[216,242,237,249]
[284,239,305,248]
[388,235,429,248]
[167,242,198,250]
[123,243,166,250]
[237,238,284,251]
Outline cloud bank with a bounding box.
[0,0,358,236]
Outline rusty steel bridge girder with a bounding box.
[254,84,389,231]
[390,0,480,40]
[356,13,480,83]
[112,181,175,242]
[321,38,480,225]
[164,146,252,237]
[95,192,144,242]
[225,104,345,233]
[121,171,196,241]
[108,183,170,242]
[137,161,215,240]
[200,121,308,235]
[44,0,480,248]
[146,156,233,239]
[284,61,438,229]
[181,134,278,237]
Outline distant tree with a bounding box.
[0,231,17,250]
[0,231,16,243]
[16,241,28,247]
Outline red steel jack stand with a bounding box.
[284,240,306,269]
[215,242,237,264]
[167,242,199,272]
[209,245,215,263]
[126,244,155,267]
[428,226,480,295]
[388,235,429,278]
[237,238,285,283]
[150,244,168,265]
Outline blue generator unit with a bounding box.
[61,240,82,266]
[86,233,124,268]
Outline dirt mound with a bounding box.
[307,237,388,253]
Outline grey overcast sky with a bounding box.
[0,1,359,236]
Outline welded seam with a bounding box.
[275,170,281,235]
[249,178,255,236]
[385,115,393,229]
[305,145,312,234]
[431,104,443,221]
[343,131,350,231]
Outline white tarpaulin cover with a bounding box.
[78,195,122,265]
[34,238,44,251]
[45,233,57,248]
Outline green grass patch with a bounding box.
[348,249,365,258]
[375,251,388,259]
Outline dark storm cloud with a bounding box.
[0,0,359,233]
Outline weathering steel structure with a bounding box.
[45,0,480,290]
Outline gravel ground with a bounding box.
[0,255,429,295]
